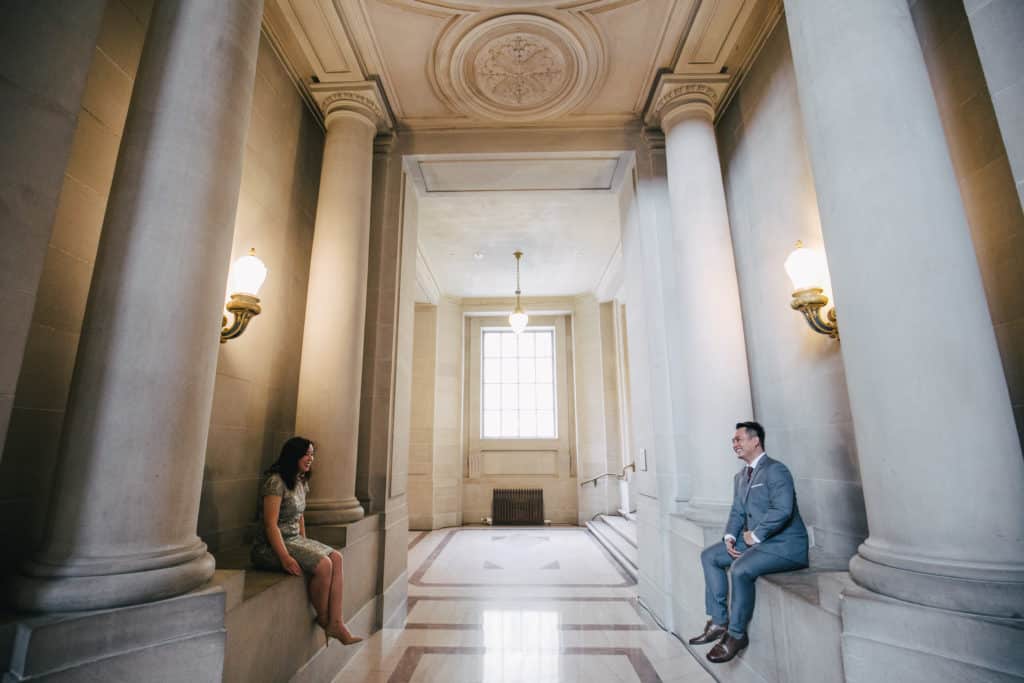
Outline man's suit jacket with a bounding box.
[725,455,808,564]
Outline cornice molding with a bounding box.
[310,81,395,132]
[643,73,731,129]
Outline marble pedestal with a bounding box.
[2,587,225,682]
[841,586,1024,683]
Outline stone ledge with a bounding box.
[682,557,856,683]
[214,514,384,683]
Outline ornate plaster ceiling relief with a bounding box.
[432,13,606,122]
[643,73,730,128]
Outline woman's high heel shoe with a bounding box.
[324,624,364,646]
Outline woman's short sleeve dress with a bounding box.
[250,473,334,575]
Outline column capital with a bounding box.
[640,127,665,155]
[644,74,730,130]
[373,132,396,158]
[310,80,394,132]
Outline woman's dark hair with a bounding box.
[266,436,314,490]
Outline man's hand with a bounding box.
[725,537,742,559]
[743,530,757,546]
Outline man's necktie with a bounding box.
[745,465,753,482]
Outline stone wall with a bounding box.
[0,0,325,558]
[0,0,152,562]
[716,18,867,558]
[196,34,323,552]
[408,304,437,529]
[432,297,464,528]
[911,0,1024,448]
[573,295,623,523]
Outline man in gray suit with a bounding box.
[689,421,809,663]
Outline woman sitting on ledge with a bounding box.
[251,436,363,646]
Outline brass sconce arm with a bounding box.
[220,294,262,343]
[790,287,838,339]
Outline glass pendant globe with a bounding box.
[509,309,529,334]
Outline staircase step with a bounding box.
[600,513,638,548]
[587,518,638,581]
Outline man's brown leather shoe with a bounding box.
[706,633,749,663]
[688,620,728,645]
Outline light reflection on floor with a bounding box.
[333,527,712,682]
[482,610,561,682]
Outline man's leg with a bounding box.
[700,541,735,626]
[727,548,804,638]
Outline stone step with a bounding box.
[207,569,246,613]
[592,515,638,567]
[601,513,638,547]
[586,516,638,581]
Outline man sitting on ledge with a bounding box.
[689,421,809,663]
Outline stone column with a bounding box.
[0,0,106,454]
[10,0,265,612]
[785,0,1024,616]
[648,77,754,521]
[966,0,1024,210]
[298,83,392,532]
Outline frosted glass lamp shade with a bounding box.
[784,241,827,292]
[509,308,529,334]
[229,248,267,297]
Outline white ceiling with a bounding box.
[410,154,628,300]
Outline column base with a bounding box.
[2,584,225,682]
[842,584,1024,682]
[304,496,365,525]
[10,550,215,613]
[851,543,1024,618]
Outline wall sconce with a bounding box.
[784,241,838,339]
[221,248,267,343]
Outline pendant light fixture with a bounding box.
[508,250,529,334]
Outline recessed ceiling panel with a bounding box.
[419,156,620,193]
[416,188,622,298]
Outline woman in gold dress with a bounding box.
[251,436,362,645]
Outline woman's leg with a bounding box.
[326,551,345,629]
[308,556,332,626]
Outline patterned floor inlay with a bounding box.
[410,527,635,587]
[333,527,713,683]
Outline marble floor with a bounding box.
[333,527,713,683]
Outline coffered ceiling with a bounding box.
[261,0,781,300]
[264,0,782,130]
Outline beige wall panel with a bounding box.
[716,20,866,557]
[912,0,1024,448]
[0,0,150,565]
[199,32,323,551]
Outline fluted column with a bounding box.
[785,0,1024,616]
[647,77,754,521]
[298,84,392,529]
[10,0,264,612]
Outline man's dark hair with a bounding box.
[736,421,765,450]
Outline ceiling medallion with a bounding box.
[475,33,567,108]
[432,13,604,123]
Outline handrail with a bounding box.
[580,462,636,488]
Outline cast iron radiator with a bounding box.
[492,488,544,525]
